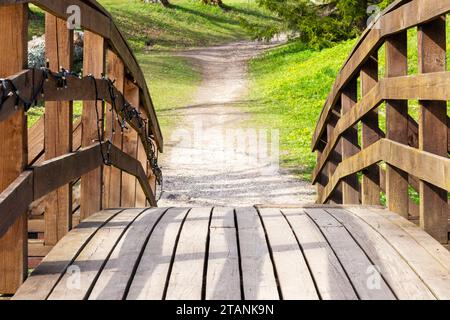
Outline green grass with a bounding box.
[99,0,279,51]
[27,0,276,132]
[137,53,201,136]
[244,40,357,181]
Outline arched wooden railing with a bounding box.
[0,1,163,294]
[312,0,450,244]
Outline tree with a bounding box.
[254,0,394,48]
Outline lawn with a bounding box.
[27,0,278,132]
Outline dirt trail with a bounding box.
[158,40,316,207]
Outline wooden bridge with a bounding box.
[0,0,449,300]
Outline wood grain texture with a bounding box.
[305,208,395,300]
[340,79,360,204]
[235,207,279,300]
[121,80,139,207]
[385,32,409,218]
[165,207,211,300]
[0,4,28,294]
[360,53,380,206]
[44,13,74,245]
[282,208,357,300]
[258,208,318,299]
[126,208,189,300]
[418,17,448,244]
[88,208,166,300]
[48,208,144,300]
[205,207,240,300]
[13,210,121,300]
[80,31,105,220]
[103,50,124,209]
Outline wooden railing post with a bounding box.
[0,4,28,294]
[418,17,448,244]
[121,79,139,207]
[315,148,325,202]
[385,32,409,218]
[103,50,125,208]
[44,13,74,245]
[136,106,149,207]
[80,31,105,220]
[340,79,360,204]
[326,110,342,203]
[360,53,381,205]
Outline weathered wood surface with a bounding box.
[312,0,450,150]
[14,206,450,300]
[0,0,163,149]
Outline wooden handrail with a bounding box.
[312,0,450,151]
[312,0,450,243]
[0,141,156,238]
[0,0,163,151]
[318,139,450,204]
[0,68,157,181]
[312,71,450,183]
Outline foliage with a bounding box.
[251,0,394,48]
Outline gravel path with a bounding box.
[157,40,316,207]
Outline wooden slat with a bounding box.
[385,32,409,218]
[44,13,74,245]
[33,143,103,200]
[48,208,144,300]
[372,208,450,271]
[319,139,450,204]
[348,207,450,299]
[313,71,450,184]
[13,209,121,300]
[0,172,33,238]
[205,207,240,300]
[258,208,318,299]
[340,79,359,204]
[360,53,380,205]
[80,31,105,220]
[326,112,342,204]
[135,105,148,207]
[28,117,45,165]
[305,208,395,299]
[121,80,139,207]
[328,208,436,300]
[88,208,167,300]
[312,0,450,151]
[0,4,28,294]
[28,239,53,257]
[26,0,163,151]
[418,17,448,244]
[103,50,124,209]
[126,208,189,300]
[165,207,211,300]
[235,207,279,300]
[282,209,357,300]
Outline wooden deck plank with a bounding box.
[13,210,121,300]
[371,208,450,271]
[305,208,396,300]
[282,208,358,300]
[327,208,436,300]
[126,208,189,300]
[48,209,145,300]
[258,208,318,299]
[88,208,167,300]
[348,207,450,299]
[235,207,279,300]
[165,207,212,300]
[205,207,241,300]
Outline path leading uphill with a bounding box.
[158,40,316,207]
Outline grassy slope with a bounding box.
[247,22,450,183]
[28,0,277,131]
[245,40,357,181]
